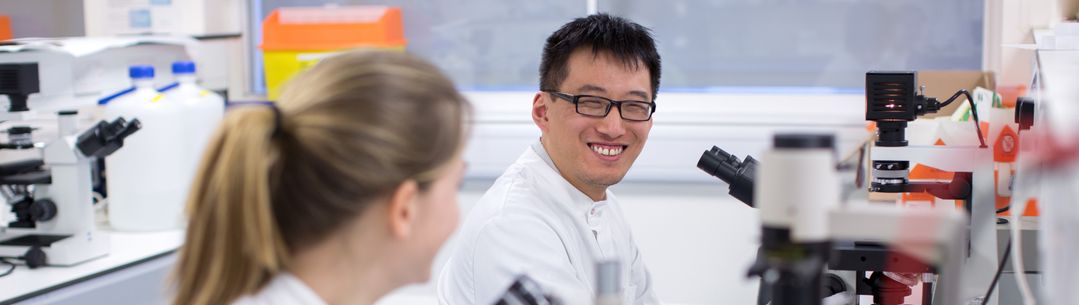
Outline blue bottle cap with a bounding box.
[129,65,155,79]
[172,61,196,74]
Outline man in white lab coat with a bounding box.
[438,14,662,305]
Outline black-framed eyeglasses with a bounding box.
[544,91,656,121]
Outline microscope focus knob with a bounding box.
[24,246,46,269]
[30,199,57,222]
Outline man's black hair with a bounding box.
[539,13,661,100]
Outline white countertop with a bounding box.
[0,229,184,304]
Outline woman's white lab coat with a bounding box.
[231,273,327,305]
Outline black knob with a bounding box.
[30,199,57,221]
[7,126,32,135]
[23,246,46,269]
[1015,96,1035,131]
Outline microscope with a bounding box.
[698,71,998,305]
[859,71,998,305]
[719,133,966,305]
[0,62,141,268]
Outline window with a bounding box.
[250,0,983,94]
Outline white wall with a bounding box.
[984,0,1079,87]
[461,91,870,182]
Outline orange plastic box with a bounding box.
[0,15,12,41]
[261,6,406,99]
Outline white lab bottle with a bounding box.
[162,61,224,188]
[103,65,188,231]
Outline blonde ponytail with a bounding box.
[173,107,290,305]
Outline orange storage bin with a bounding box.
[0,15,12,41]
[261,6,406,99]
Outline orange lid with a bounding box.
[0,15,11,41]
[261,6,406,51]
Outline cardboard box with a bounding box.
[916,70,996,118]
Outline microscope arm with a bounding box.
[906,174,972,201]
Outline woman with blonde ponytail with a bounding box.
[171,50,470,305]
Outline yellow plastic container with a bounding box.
[263,47,403,99]
[261,6,406,100]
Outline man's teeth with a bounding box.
[591,144,624,156]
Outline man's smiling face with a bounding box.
[533,48,653,200]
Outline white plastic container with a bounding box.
[103,65,189,231]
[161,61,224,181]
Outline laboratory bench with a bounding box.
[0,229,183,305]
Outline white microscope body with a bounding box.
[0,111,140,267]
[0,113,103,266]
[0,62,140,268]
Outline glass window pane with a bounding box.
[603,0,983,90]
[254,0,982,93]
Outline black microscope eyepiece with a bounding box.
[698,146,757,207]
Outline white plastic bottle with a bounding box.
[103,65,189,231]
[161,61,224,181]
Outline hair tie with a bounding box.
[268,103,283,138]
[225,101,285,137]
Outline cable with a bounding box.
[963,91,988,148]
[980,236,1012,305]
[1008,162,1038,305]
[0,258,16,278]
[940,90,988,148]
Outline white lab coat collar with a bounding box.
[531,139,614,217]
[230,272,328,305]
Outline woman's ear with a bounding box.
[532,92,550,132]
[387,180,419,239]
